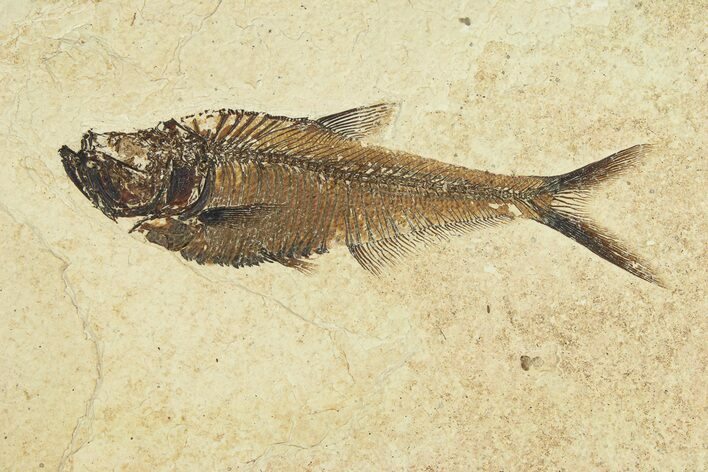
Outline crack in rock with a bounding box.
[56,261,104,472]
[0,202,103,472]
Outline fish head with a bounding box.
[59,130,172,220]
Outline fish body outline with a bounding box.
[59,103,661,285]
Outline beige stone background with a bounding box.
[0,0,705,470]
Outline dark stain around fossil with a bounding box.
[59,103,661,283]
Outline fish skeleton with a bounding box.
[59,103,661,284]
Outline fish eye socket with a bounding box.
[91,134,151,171]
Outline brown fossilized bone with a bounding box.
[59,103,661,284]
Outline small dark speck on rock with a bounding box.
[486,305,490,314]
[459,17,471,26]
[520,355,531,371]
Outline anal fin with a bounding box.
[347,217,511,275]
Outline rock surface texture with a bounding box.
[0,1,705,470]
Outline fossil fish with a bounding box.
[59,103,661,284]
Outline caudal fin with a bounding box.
[530,144,663,286]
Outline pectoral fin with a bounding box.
[316,103,399,140]
[196,203,281,228]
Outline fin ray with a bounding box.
[347,216,511,274]
[316,103,399,140]
[530,144,663,285]
[197,203,281,228]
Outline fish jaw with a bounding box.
[59,144,124,221]
[59,145,86,196]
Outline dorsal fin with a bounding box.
[316,103,398,140]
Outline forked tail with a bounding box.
[527,144,662,286]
